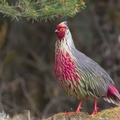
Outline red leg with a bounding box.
[66,100,83,114]
[75,100,83,113]
[91,100,99,115]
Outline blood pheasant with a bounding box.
[54,21,120,115]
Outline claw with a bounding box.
[66,100,82,114]
[90,100,99,115]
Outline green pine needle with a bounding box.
[0,0,86,21]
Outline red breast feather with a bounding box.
[54,48,82,99]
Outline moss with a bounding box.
[45,107,120,120]
[86,107,120,120]
[45,112,88,120]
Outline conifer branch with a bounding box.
[0,0,85,21]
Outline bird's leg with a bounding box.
[66,100,83,114]
[91,100,99,115]
[75,100,83,113]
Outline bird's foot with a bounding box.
[90,110,98,115]
[66,110,80,114]
[75,110,81,113]
[66,112,75,114]
[90,107,99,115]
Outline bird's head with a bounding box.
[55,21,68,40]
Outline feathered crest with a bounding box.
[59,21,68,27]
[63,21,68,26]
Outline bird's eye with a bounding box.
[60,28,66,32]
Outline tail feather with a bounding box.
[102,84,120,106]
[103,97,120,106]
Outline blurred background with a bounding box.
[0,0,120,119]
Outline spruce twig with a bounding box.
[0,0,85,21]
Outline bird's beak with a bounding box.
[55,29,59,33]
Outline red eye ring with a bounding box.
[60,28,66,32]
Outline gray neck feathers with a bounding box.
[63,28,75,49]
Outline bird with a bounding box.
[54,21,120,115]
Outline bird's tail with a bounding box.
[102,84,120,106]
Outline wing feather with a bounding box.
[72,49,114,97]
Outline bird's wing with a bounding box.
[72,49,114,97]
